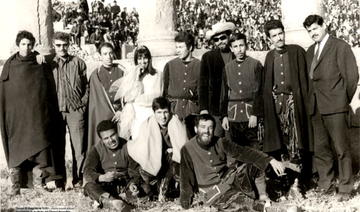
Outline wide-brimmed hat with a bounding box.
[205,22,235,40]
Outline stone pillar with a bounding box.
[137,0,176,57]
[0,0,53,59]
[281,0,324,49]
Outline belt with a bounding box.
[273,91,293,95]
[167,96,197,101]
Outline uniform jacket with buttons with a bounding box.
[83,138,140,184]
[263,45,312,152]
[179,136,272,209]
[221,56,263,122]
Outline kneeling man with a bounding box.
[83,120,140,211]
[180,114,285,210]
[127,97,188,200]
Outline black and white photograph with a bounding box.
[0,0,359,211]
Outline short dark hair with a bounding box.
[303,14,324,28]
[98,42,114,53]
[15,30,35,47]
[96,120,117,138]
[229,32,247,46]
[53,31,70,43]
[175,31,195,51]
[194,114,216,129]
[152,96,171,112]
[264,20,284,37]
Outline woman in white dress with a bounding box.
[110,45,163,140]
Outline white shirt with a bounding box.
[314,33,330,59]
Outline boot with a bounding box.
[32,166,44,190]
[9,167,21,196]
[100,193,133,211]
[254,175,271,208]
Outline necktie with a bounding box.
[309,43,320,79]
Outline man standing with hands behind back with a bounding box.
[303,15,358,201]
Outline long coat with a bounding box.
[0,52,58,168]
[87,68,117,155]
[199,48,234,116]
[262,45,312,153]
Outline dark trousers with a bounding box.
[84,182,120,202]
[213,115,225,138]
[311,109,353,193]
[56,109,86,182]
[227,122,259,149]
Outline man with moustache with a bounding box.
[262,20,311,191]
[88,42,124,157]
[180,114,285,210]
[221,32,263,148]
[199,22,235,137]
[163,31,200,121]
[303,15,358,200]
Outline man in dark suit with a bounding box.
[303,15,359,200]
[199,22,235,137]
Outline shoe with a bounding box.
[103,198,134,211]
[9,168,21,197]
[336,192,351,202]
[315,184,336,195]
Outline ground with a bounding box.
[1,167,360,212]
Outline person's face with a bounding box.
[137,54,149,70]
[54,39,69,57]
[195,119,214,146]
[100,129,119,150]
[212,33,229,50]
[100,46,114,67]
[230,39,247,61]
[175,42,191,60]
[268,28,285,50]
[305,23,327,43]
[154,108,171,127]
[18,38,34,57]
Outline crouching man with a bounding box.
[83,120,140,211]
[180,114,285,210]
[127,97,188,201]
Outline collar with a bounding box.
[195,136,215,150]
[235,55,248,64]
[55,54,70,63]
[275,45,288,54]
[317,33,330,50]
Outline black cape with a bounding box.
[0,52,58,168]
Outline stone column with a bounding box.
[0,0,53,59]
[119,0,177,73]
[137,0,176,57]
[281,0,324,49]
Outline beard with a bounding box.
[198,132,212,146]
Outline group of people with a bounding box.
[176,0,281,51]
[1,12,359,212]
[54,0,139,58]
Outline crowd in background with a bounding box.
[53,0,139,59]
[51,0,360,58]
[323,0,360,47]
[175,0,281,50]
